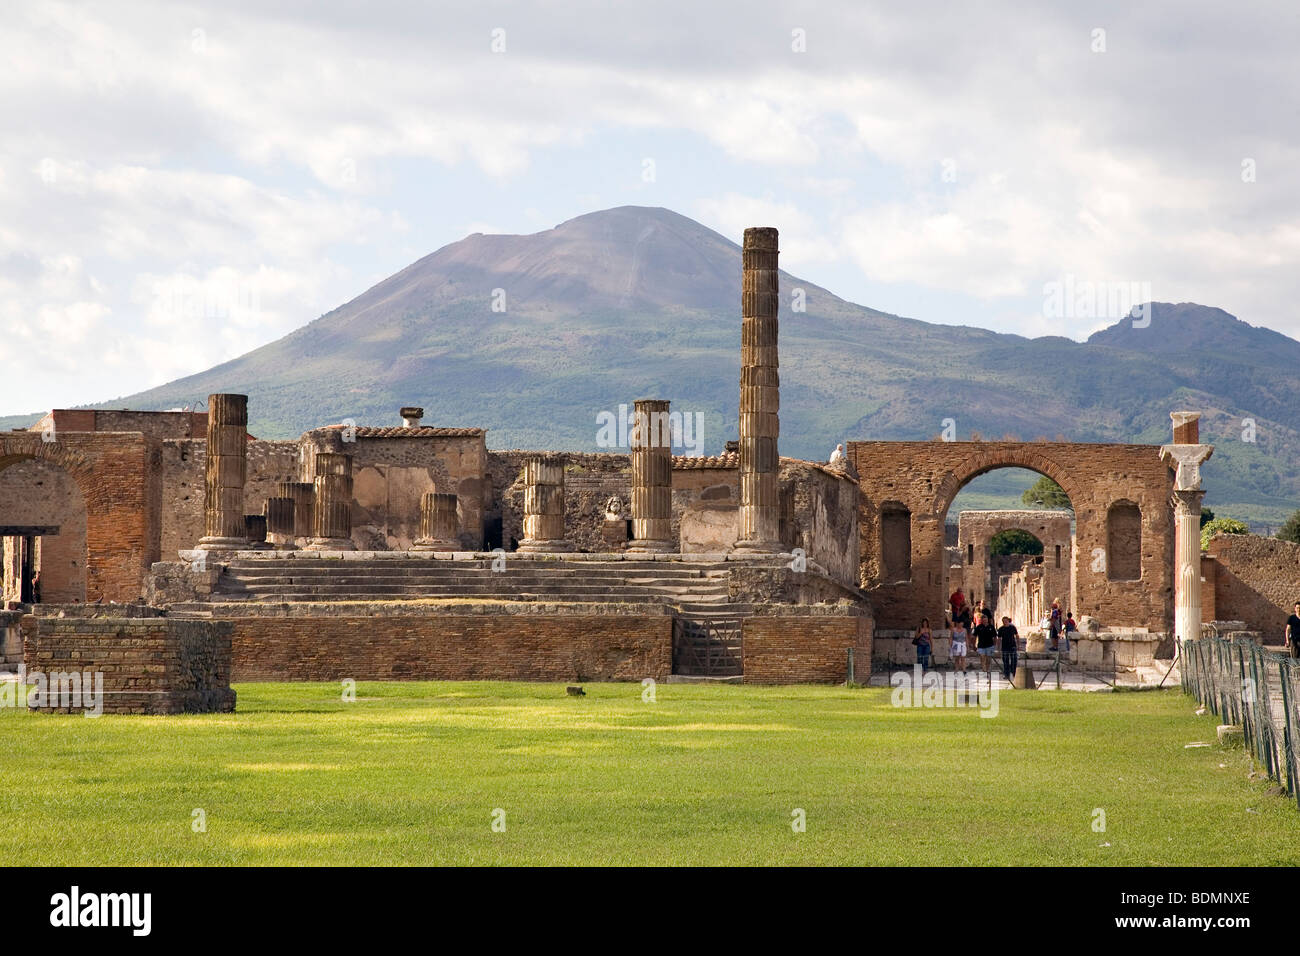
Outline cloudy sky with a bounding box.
[4,0,1297,415]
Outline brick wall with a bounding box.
[25,615,234,714]
[0,459,87,602]
[0,432,159,602]
[849,441,1174,632]
[1206,534,1300,643]
[742,613,873,684]
[225,613,672,682]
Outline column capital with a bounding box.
[1159,443,1214,491]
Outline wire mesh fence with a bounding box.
[1181,635,1300,809]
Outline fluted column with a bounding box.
[1159,411,1214,646]
[517,457,572,552]
[413,492,460,551]
[628,398,674,552]
[197,393,249,550]
[307,452,355,550]
[264,496,297,549]
[277,481,315,542]
[244,513,270,549]
[735,227,781,552]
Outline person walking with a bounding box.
[997,616,1020,683]
[913,618,934,671]
[1287,602,1300,659]
[950,618,969,673]
[972,610,998,676]
[1048,600,1063,651]
[1063,611,1077,654]
[949,587,967,623]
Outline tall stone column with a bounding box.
[413,492,460,551]
[734,226,782,552]
[628,398,674,552]
[307,452,355,551]
[1160,411,1214,645]
[277,481,315,542]
[264,496,297,549]
[517,457,572,553]
[197,393,249,550]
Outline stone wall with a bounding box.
[223,609,672,682]
[1205,534,1300,644]
[23,613,234,714]
[301,428,488,550]
[742,610,873,684]
[849,441,1173,633]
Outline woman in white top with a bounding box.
[950,620,969,672]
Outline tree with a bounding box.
[1022,476,1071,510]
[1201,517,1251,551]
[989,529,1044,556]
[1199,507,1216,529]
[1278,509,1300,545]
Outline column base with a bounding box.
[626,541,674,553]
[304,537,356,551]
[266,536,298,551]
[731,539,783,554]
[516,539,574,553]
[411,539,459,552]
[196,536,249,551]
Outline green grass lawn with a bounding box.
[1,682,1296,866]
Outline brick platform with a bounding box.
[24,614,234,714]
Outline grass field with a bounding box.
[2,681,1296,866]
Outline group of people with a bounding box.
[909,586,1080,684]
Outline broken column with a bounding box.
[1160,411,1214,645]
[197,393,249,550]
[734,227,782,553]
[277,481,315,543]
[517,457,572,553]
[627,398,674,552]
[263,496,297,549]
[307,452,355,551]
[244,514,270,549]
[413,492,460,551]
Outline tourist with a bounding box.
[997,616,1020,682]
[949,587,967,622]
[1048,600,1063,651]
[913,618,933,670]
[972,610,998,675]
[950,618,969,672]
[1287,602,1300,659]
[31,570,41,604]
[1063,611,1077,654]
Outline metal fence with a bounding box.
[1181,635,1300,809]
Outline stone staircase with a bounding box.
[205,556,750,621]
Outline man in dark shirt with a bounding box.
[972,611,998,676]
[1287,602,1300,659]
[997,617,1019,682]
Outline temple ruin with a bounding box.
[6,223,1288,706]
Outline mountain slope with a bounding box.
[14,206,1300,526]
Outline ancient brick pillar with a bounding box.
[628,398,674,552]
[413,492,460,551]
[307,452,355,550]
[197,393,249,550]
[517,457,572,552]
[277,481,315,541]
[1160,411,1213,645]
[263,496,297,549]
[735,227,781,553]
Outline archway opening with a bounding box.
[0,458,88,604]
[945,467,1075,631]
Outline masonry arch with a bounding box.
[848,441,1175,633]
[953,504,1074,624]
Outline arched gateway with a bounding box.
[849,441,1175,633]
